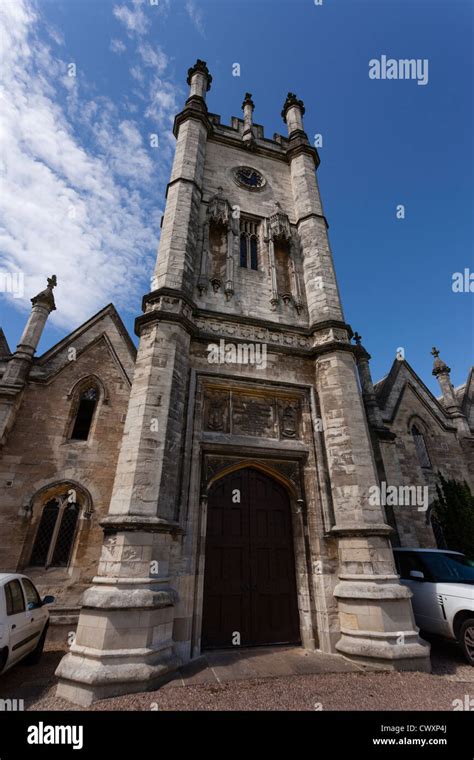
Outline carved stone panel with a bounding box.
[232,394,277,438]
[278,400,300,439]
[203,391,230,433]
[202,383,302,441]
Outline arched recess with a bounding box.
[21,481,93,571]
[200,464,302,650]
[205,459,299,501]
[66,374,109,404]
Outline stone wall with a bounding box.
[0,320,132,612]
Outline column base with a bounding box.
[336,629,431,672]
[334,577,431,673]
[56,643,180,707]
[55,572,181,706]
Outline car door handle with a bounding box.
[11,624,16,630]
[31,618,35,622]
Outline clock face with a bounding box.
[233,166,266,191]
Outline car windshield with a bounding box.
[421,553,474,583]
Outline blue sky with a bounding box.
[0,0,472,393]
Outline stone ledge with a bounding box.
[331,523,393,538]
[100,515,184,535]
[82,585,175,610]
[334,580,412,600]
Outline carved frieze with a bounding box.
[195,317,310,349]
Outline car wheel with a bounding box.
[0,648,8,674]
[24,625,48,666]
[460,618,474,666]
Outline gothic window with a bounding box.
[30,493,80,568]
[411,424,432,469]
[70,385,98,440]
[239,218,259,269]
[250,236,258,270]
[240,234,247,268]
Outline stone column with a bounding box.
[432,347,471,437]
[283,94,430,671]
[288,239,303,312]
[225,224,234,299]
[266,232,279,309]
[0,276,57,446]
[56,61,212,706]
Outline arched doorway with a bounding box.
[202,467,300,649]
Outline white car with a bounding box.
[0,573,54,674]
[393,548,474,665]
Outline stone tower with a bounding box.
[56,61,429,705]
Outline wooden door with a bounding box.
[202,467,300,648]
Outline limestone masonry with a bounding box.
[0,61,472,705]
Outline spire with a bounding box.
[186,59,212,100]
[281,92,306,136]
[431,346,450,376]
[431,347,471,437]
[31,274,57,313]
[352,332,387,431]
[0,275,59,444]
[241,92,256,149]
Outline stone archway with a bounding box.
[201,466,300,649]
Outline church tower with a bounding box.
[56,60,429,705]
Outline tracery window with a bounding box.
[411,424,432,469]
[239,218,259,270]
[30,493,80,568]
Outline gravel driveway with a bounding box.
[1,637,472,712]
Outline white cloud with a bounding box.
[137,42,168,74]
[0,0,178,331]
[110,38,126,54]
[113,0,150,37]
[186,0,205,35]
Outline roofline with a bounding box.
[36,303,136,365]
[376,358,452,419]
